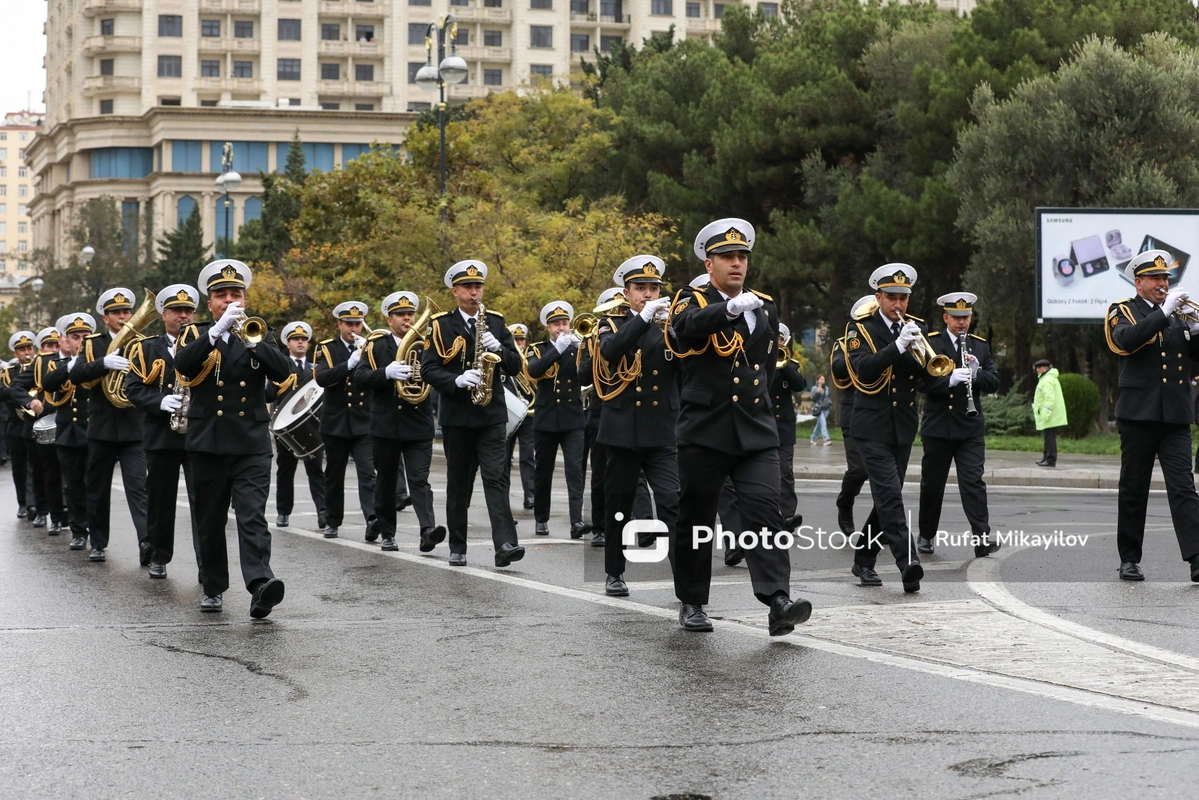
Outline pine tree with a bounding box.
[153,206,210,288]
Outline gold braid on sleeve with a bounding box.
[432,319,466,365]
[843,322,891,396]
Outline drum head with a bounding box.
[33,417,56,432]
[273,383,324,430]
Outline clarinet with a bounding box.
[961,334,978,417]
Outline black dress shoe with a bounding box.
[724,548,745,568]
[917,536,934,554]
[200,594,223,612]
[637,531,658,548]
[837,514,856,536]
[276,514,289,527]
[89,548,106,562]
[1119,561,1144,581]
[317,515,328,530]
[381,538,399,551]
[448,552,467,566]
[139,541,153,566]
[851,563,882,586]
[768,594,813,636]
[495,543,526,568]
[591,532,606,548]
[323,526,339,539]
[16,508,26,519]
[605,574,629,596]
[148,562,167,579]
[974,535,1001,559]
[69,537,86,551]
[250,578,286,619]
[395,493,412,512]
[48,521,62,535]
[32,515,46,528]
[523,495,535,510]
[570,522,589,540]
[1035,459,1055,467]
[679,604,714,632]
[902,562,924,594]
[419,525,447,552]
[535,522,549,536]
[1190,557,1199,583]
[782,514,803,531]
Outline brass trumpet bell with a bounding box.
[572,312,599,339]
[909,333,955,377]
[233,316,269,345]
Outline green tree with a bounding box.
[151,206,209,289]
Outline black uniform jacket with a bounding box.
[40,355,90,447]
[1106,294,1199,424]
[354,331,436,441]
[70,330,144,442]
[420,308,523,429]
[595,310,679,449]
[770,361,807,446]
[315,336,372,438]
[844,311,928,446]
[525,337,586,433]
[919,331,999,440]
[126,334,186,452]
[829,337,856,433]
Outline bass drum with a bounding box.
[504,387,530,440]
[270,382,325,461]
[33,416,57,445]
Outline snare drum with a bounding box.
[504,387,530,440]
[270,383,325,460]
[33,416,57,445]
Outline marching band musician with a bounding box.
[69,288,150,565]
[354,291,447,553]
[771,323,807,532]
[843,264,928,592]
[595,255,680,597]
[174,259,291,616]
[504,322,536,510]
[579,287,623,546]
[314,301,378,541]
[525,301,588,539]
[267,322,328,531]
[22,328,65,532]
[917,292,1000,558]
[829,296,878,540]
[420,260,525,568]
[1104,250,1199,582]
[3,332,37,519]
[125,285,203,581]
[42,314,95,551]
[667,218,813,636]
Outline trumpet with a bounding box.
[1172,298,1199,323]
[571,312,600,339]
[908,332,956,377]
[232,315,269,345]
[776,335,791,369]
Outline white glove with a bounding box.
[481,331,502,352]
[553,333,579,353]
[351,334,367,350]
[639,296,672,323]
[159,394,183,413]
[68,355,78,370]
[895,321,921,350]
[1162,288,1189,316]
[725,292,764,317]
[1188,321,1199,336]
[210,302,243,338]
[103,353,130,372]
[385,362,411,381]
[948,367,972,387]
[455,369,483,389]
[347,348,362,369]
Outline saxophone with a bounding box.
[471,302,501,406]
[169,382,190,433]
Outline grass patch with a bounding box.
[983,433,1122,456]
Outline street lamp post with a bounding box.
[414,15,469,201]
[215,142,242,258]
[30,277,44,330]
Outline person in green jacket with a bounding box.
[1033,359,1068,467]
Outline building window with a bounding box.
[288,98,302,106]
[100,99,114,114]
[0,223,5,234]
[484,30,502,47]
[201,60,221,77]
[530,26,553,48]
[278,59,302,81]
[571,0,588,12]
[686,2,700,17]
[759,2,778,18]
[159,15,182,37]
[200,99,219,107]
[531,0,552,8]
[18,186,27,198]
[160,97,182,106]
[651,0,672,14]
[407,102,431,112]
[158,56,183,78]
[0,204,5,215]
[18,221,27,234]
[485,0,503,6]
[355,64,375,81]
[202,19,221,37]
[0,166,5,177]
[17,205,27,216]
[600,0,623,16]
[89,148,154,179]
[100,18,115,35]
[454,28,469,46]
[408,23,427,45]
[484,68,503,86]
[234,20,254,38]
[172,140,203,172]
[100,59,114,76]
[0,186,5,196]
[322,23,340,41]
[321,63,340,80]
[570,34,589,52]
[17,242,26,253]
[17,149,24,161]
[355,25,375,41]
[451,0,469,5]
[354,103,374,111]
[233,60,254,78]
[714,3,725,18]
[18,166,26,179]
[409,0,432,6]
[530,64,553,80]
[321,102,340,110]
[408,62,424,84]
[600,35,621,52]
[278,19,302,41]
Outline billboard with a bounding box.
[1035,208,1199,322]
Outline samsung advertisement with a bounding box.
[1036,208,1199,322]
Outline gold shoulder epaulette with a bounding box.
[85,332,103,339]
[927,331,942,336]
[319,337,336,345]
[749,288,773,303]
[968,333,987,342]
[484,309,504,317]
[430,311,449,319]
[366,330,388,341]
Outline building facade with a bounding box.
[0,112,43,309]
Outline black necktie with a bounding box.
[294,358,302,372]
[468,318,477,337]
[891,322,900,339]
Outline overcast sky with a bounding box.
[1,2,47,117]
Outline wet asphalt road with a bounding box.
[3,452,1199,798]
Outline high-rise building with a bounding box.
[0,111,43,309]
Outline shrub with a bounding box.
[1058,372,1100,438]
[982,389,1036,436]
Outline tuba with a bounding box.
[102,288,158,408]
[396,300,435,404]
[471,302,501,406]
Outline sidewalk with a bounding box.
[792,440,1160,490]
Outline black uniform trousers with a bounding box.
[57,445,88,540]
[778,443,797,521]
[441,423,519,554]
[674,444,791,606]
[374,437,435,536]
[507,417,535,501]
[1116,420,1199,564]
[8,434,27,510]
[191,452,275,597]
[30,441,62,523]
[146,449,201,566]
[837,433,873,534]
[852,438,918,571]
[533,428,585,526]
[84,439,148,551]
[918,435,989,540]
[322,433,377,530]
[275,445,327,519]
[603,445,680,578]
[583,427,605,529]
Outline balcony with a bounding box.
[571,12,597,23]
[82,75,141,95]
[318,80,390,97]
[82,0,143,16]
[195,77,264,94]
[319,0,388,18]
[198,0,262,12]
[599,14,632,27]
[686,18,722,34]
[318,39,384,57]
[81,35,142,57]
[457,46,513,63]
[199,37,262,54]
[448,84,493,100]
[453,7,513,24]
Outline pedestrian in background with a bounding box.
[809,374,832,445]
[1033,359,1068,467]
